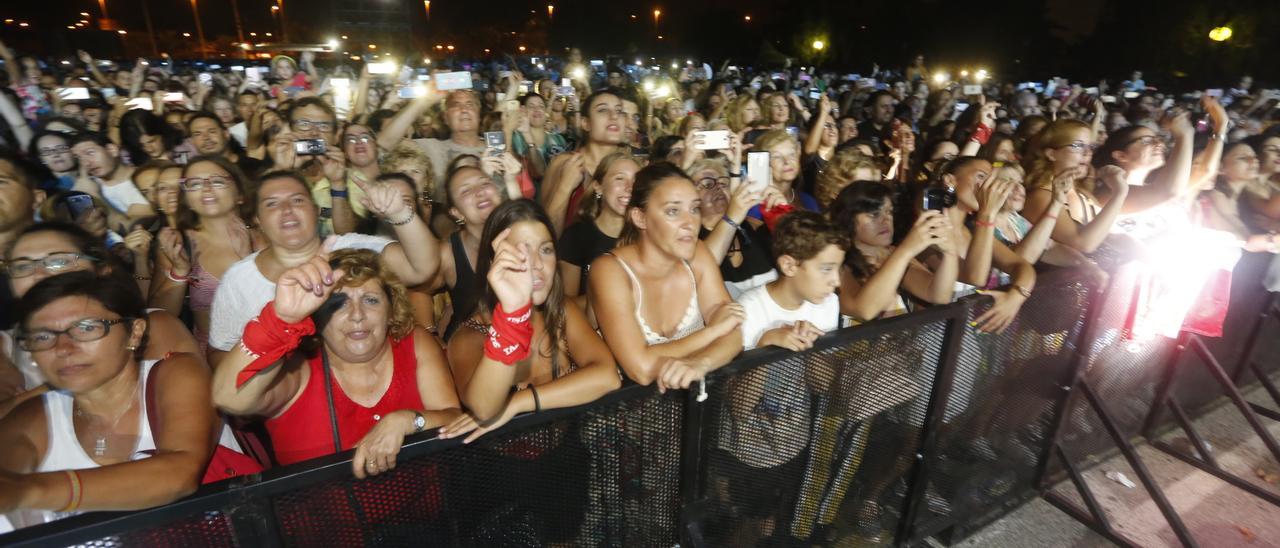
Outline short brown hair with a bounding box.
[326,249,415,341]
[771,210,849,263]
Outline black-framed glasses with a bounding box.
[19,318,133,351]
[291,119,335,133]
[3,252,98,278]
[696,176,731,191]
[1122,135,1160,149]
[181,176,232,192]
[1062,141,1098,153]
[38,145,71,157]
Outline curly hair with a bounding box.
[380,141,438,202]
[723,95,759,134]
[771,210,849,262]
[324,248,415,341]
[815,148,882,209]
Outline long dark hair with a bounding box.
[119,110,182,165]
[619,162,692,246]
[473,199,570,378]
[828,181,894,281]
[175,154,253,231]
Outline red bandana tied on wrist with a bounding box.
[971,124,994,145]
[761,202,796,232]
[236,302,315,387]
[486,302,534,365]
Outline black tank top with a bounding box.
[444,231,481,342]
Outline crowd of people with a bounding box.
[1,38,1279,541]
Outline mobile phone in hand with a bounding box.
[484,131,506,156]
[746,151,771,193]
[57,88,91,101]
[435,71,473,91]
[693,130,731,151]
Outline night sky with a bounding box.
[1,0,1275,86]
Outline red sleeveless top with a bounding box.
[265,336,425,466]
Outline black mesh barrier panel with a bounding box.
[697,316,950,547]
[6,265,1278,548]
[909,272,1094,544]
[268,388,684,548]
[1047,263,1178,485]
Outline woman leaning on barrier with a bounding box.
[435,200,620,544]
[589,162,745,392]
[0,273,217,531]
[440,198,621,438]
[828,181,959,325]
[211,248,465,478]
[1,222,200,419]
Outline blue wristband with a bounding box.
[330,189,349,199]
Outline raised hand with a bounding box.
[77,50,94,66]
[270,130,301,170]
[486,228,534,312]
[319,146,347,183]
[157,227,191,274]
[976,176,1014,218]
[726,180,765,221]
[353,177,412,223]
[124,226,154,257]
[1097,165,1129,194]
[274,236,344,324]
[900,210,950,254]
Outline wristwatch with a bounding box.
[411,411,426,434]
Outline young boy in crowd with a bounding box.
[738,210,849,351]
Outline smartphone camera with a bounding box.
[922,186,958,211]
[484,131,506,156]
[294,139,327,156]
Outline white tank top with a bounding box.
[13,360,242,529]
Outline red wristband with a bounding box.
[236,302,315,387]
[1042,212,1059,221]
[486,302,534,365]
[975,219,996,228]
[971,124,993,145]
[761,203,796,232]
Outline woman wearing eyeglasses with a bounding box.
[690,157,782,299]
[557,152,638,302]
[1,222,198,418]
[1020,119,1130,256]
[0,272,218,530]
[148,155,260,354]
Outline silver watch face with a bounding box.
[414,414,426,431]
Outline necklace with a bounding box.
[74,377,141,457]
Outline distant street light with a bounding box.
[423,1,430,21]
[547,4,554,19]
[653,8,661,29]
[811,39,825,51]
[744,15,751,22]
[1209,26,1233,42]
[183,32,191,37]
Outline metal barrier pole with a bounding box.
[1229,293,1278,385]
[1034,276,1108,491]
[679,383,709,548]
[894,304,972,546]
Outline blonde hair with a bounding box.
[1023,119,1091,191]
[380,142,437,202]
[815,148,882,209]
[686,157,730,179]
[724,95,758,133]
[327,249,415,341]
[753,129,799,156]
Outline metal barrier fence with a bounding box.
[2,260,1275,547]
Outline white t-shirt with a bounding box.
[96,178,149,215]
[207,233,392,352]
[737,284,839,350]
